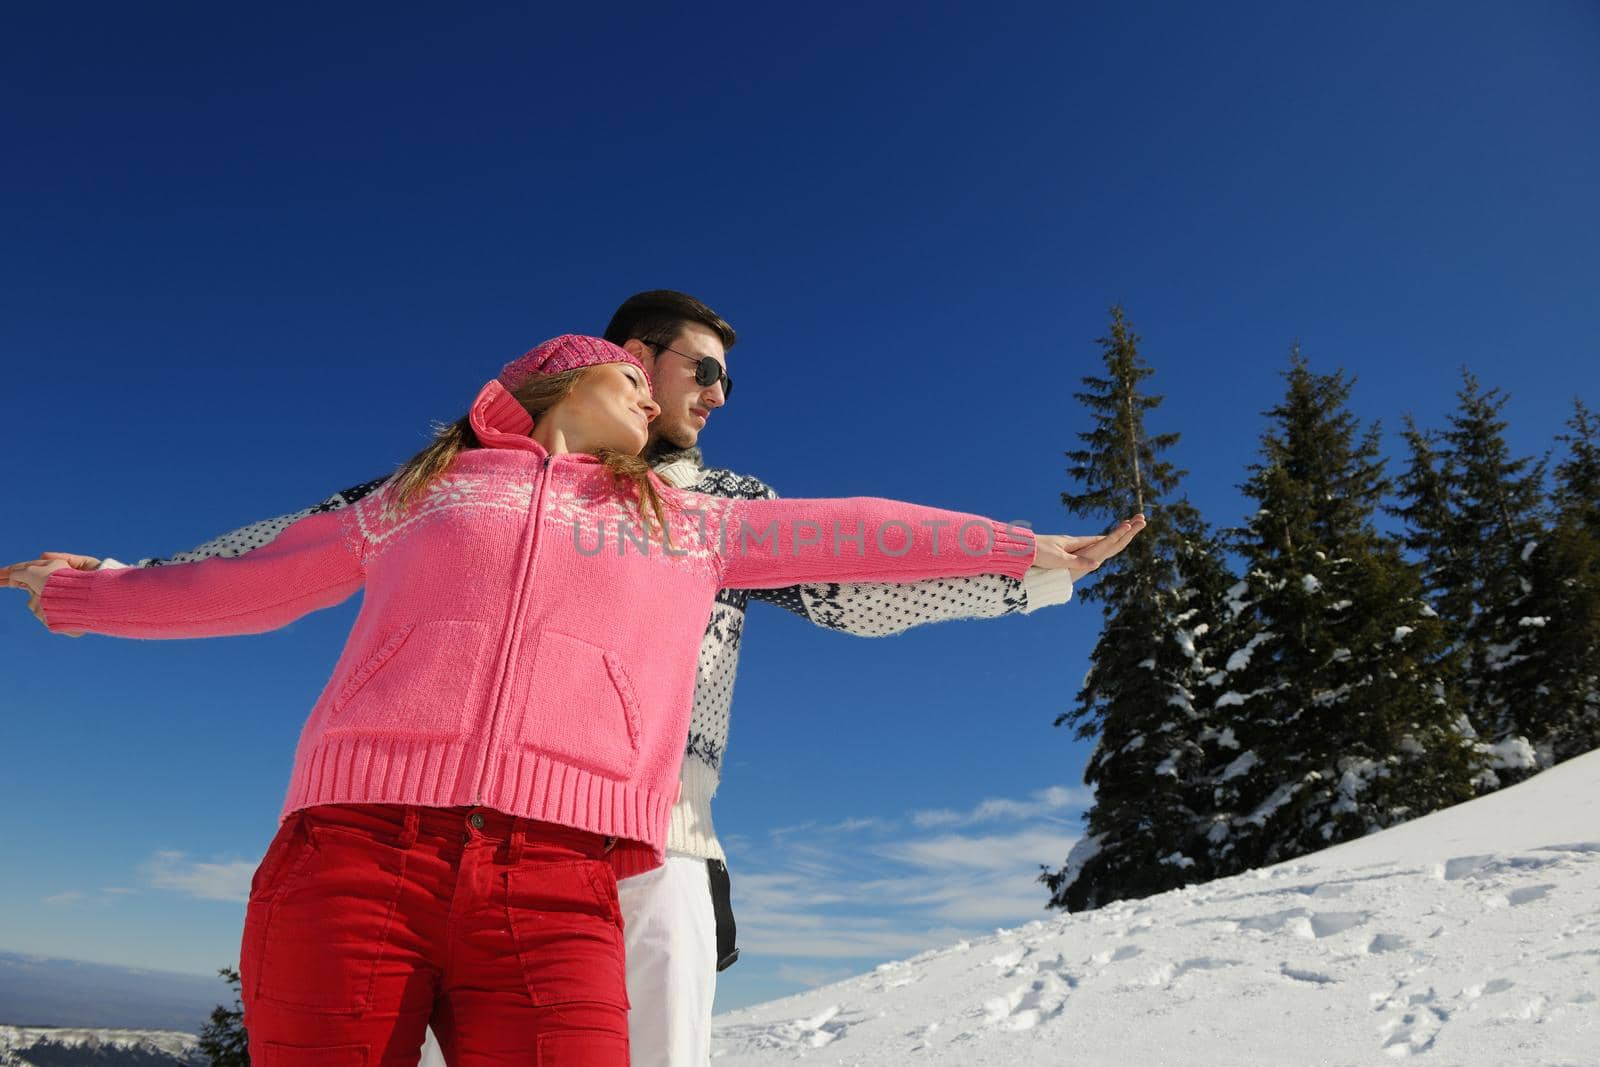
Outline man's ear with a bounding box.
[621,338,656,369]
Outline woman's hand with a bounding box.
[1,551,102,583]
[2,557,83,635]
[1032,514,1146,580]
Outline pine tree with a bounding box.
[1392,373,1549,778]
[1552,399,1600,537]
[1392,416,1469,625]
[1499,399,1600,762]
[1042,307,1234,912]
[1438,372,1547,758]
[1204,351,1481,876]
[197,966,249,1067]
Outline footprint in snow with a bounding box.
[1144,957,1243,989]
[1279,962,1337,986]
[1506,995,1550,1022]
[871,960,922,991]
[1441,853,1566,883]
[1090,944,1142,967]
[1035,952,1076,975]
[1364,933,1409,955]
[1461,978,1515,998]
[1439,855,1496,881]
[1372,983,1453,1058]
[1534,841,1600,855]
[1378,1005,1447,1057]
[986,947,1030,977]
[982,972,1073,1032]
[718,1005,863,1052]
[1237,907,1371,939]
[1507,883,1554,906]
[1483,882,1557,910]
[904,1019,943,1051]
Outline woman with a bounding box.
[6,335,1141,1066]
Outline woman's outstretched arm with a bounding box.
[703,492,1121,590]
[3,478,389,636]
[708,493,1142,591]
[7,505,366,640]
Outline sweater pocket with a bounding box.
[326,619,496,740]
[511,629,643,778]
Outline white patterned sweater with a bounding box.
[102,449,1072,862]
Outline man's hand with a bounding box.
[3,556,86,636]
[1032,515,1146,580]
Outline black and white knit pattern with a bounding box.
[119,452,1044,861]
[775,577,1026,637]
[139,478,390,567]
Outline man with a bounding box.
[6,290,1136,1065]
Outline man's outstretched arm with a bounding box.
[94,476,391,569]
[746,566,1072,636]
[728,474,1073,635]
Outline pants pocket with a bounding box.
[248,814,314,903]
[248,818,411,1014]
[506,859,629,1010]
[241,816,316,1005]
[536,1028,629,1066]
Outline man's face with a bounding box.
[628,322,729,450]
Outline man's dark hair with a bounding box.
[603,290,737,352]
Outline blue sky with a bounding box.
[1,2,1597,1016]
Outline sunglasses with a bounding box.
[649,343,733,400]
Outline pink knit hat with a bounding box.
[499,335,653,392]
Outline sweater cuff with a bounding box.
[1020,566,1073,612]
[39,567,101,634]
[986,521,1036,576]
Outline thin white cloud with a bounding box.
[140,850,256,903]
[895,870,1066,925]
[736,871,852,912]
[909,785,1091,828]
[769,815,897,839]
[41,887,138,908]
[876,828,1075,872]
[824,816,895,835]
[775,963,858,987]
[742,928,943,960]
[728,785,1088,972]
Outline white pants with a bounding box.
[418,852,717,1067]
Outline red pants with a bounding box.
[240,803,629,1066]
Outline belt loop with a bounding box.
[397,808,419,849]
[508,827,526,866]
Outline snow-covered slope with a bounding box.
[0,1025,202,1066]
[711,750,1600,1066]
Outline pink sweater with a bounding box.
[41,380,1037,875]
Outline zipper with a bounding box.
[473,453,553,805]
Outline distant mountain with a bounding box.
[0,955,228,1034]
[0,1025,204,1066]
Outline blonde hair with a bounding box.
[388,369,669,533]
